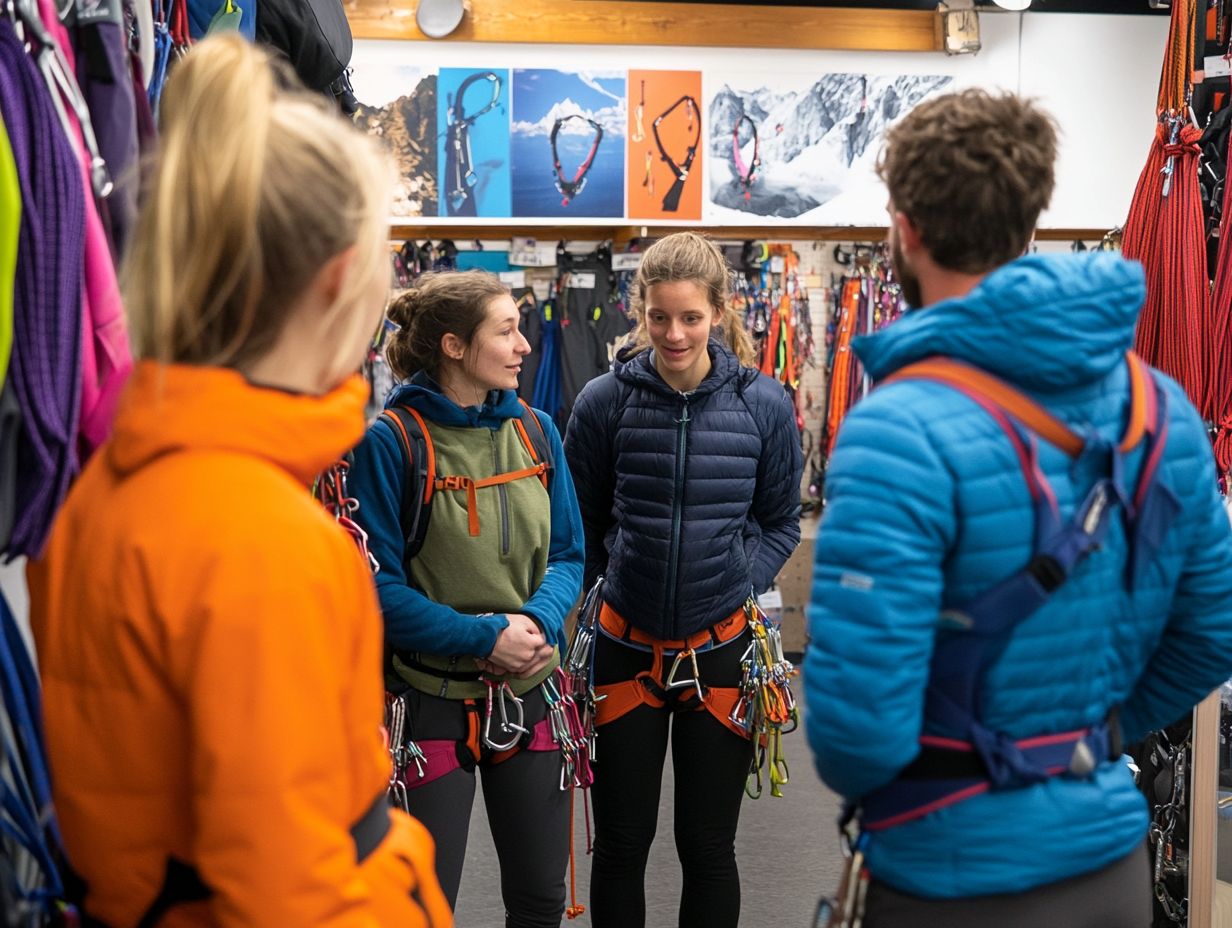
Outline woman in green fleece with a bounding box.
[348,270,586,927]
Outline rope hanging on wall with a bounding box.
[1122,0,1219,428]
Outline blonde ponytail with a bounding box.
[123,35,394,370]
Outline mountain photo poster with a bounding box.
[706,72,953,223]
[511,69,627,219]
[351,60,439,218]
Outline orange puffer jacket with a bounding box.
[28,362,452,928]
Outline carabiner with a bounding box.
[665,648,705,702]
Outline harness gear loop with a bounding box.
[444,70,503,216]
[652,94,701,212]
[551,114,604,206]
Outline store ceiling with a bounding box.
[622,0,1166,12]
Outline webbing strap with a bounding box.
[435,462,549,536]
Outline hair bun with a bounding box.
[386,288,422,330]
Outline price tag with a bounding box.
[567,272,597,290]
[499,270,526,288]
[532,280,551,301]
[757,589,783,611]
[1204,55,1232,79]
[769,256,786,273]
[611,253,643,272]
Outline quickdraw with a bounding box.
[642,149,655,198]
[444,70,503,217]
[651,94,700,212]
[730,597,798,799]
[732,114,760,201]
[551,113,604,207]
[631,79,646,143]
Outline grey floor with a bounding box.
[452,701,846,928]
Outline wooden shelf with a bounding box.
[346,0,942,51]
[388,223,1113,244]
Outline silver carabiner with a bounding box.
[665,648,705,702]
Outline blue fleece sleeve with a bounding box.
[1120,395,1232,740]
[749,380,803,593]
[564,377,617,591]
[348,417,509,658]
[521,411,585,652]
[804,390,956,799]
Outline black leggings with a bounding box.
[400,687,570,928]
[589,629,753,928]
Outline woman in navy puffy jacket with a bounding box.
[564,232,803,928]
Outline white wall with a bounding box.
[353,11,1167,230]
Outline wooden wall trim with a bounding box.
[388,224,1112,244]
[347,1,943,52]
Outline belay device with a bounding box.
[551,113,604,207]
[652,94,699,213]
[732,114,760,201]
[444,70,503,217]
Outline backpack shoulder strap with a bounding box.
[380,404,437,561]
[886,356,1084,457]
[513,399,554,490]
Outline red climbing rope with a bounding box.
[1122,0,1219,437]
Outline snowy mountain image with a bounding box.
[708,72,952,219]
[512,97,626,137]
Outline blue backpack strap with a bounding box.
[859,354,1162,831]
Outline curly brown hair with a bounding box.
[877,89,1058,274]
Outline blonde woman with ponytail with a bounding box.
[564,232,803,928]
[28,36,451,928]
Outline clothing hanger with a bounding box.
[12,0,113,199]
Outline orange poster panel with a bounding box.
[627,70,703,221]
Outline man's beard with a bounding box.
[891,237,924,309]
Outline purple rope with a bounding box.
[0,19,85,559]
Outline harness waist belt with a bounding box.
[860,723,1114,832]
[598,602,747,653]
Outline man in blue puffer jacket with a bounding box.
[806,89,1232,927]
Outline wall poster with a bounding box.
[627,69,704,221]
[351,63,439,218]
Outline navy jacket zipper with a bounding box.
[662,392,691,636]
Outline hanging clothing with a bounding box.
[556,253,612,422]
[72,15,139,256]
[0,115,19,390]
[46,3,134,458]
[27,363,452,927]
[515,287,543,402]
[0,382,19,551]
[0,17,86,560]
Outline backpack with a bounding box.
[856,351,1178,832]
[379,399,554,565]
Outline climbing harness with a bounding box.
[551,113,604,207]
[731,114,760,201]
[651,94,700,212]
[854,352,1175,832]
[443,70,503,217]
[631,79,645,143]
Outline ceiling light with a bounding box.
[991,0,1032,9]
[416,0,465,38]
